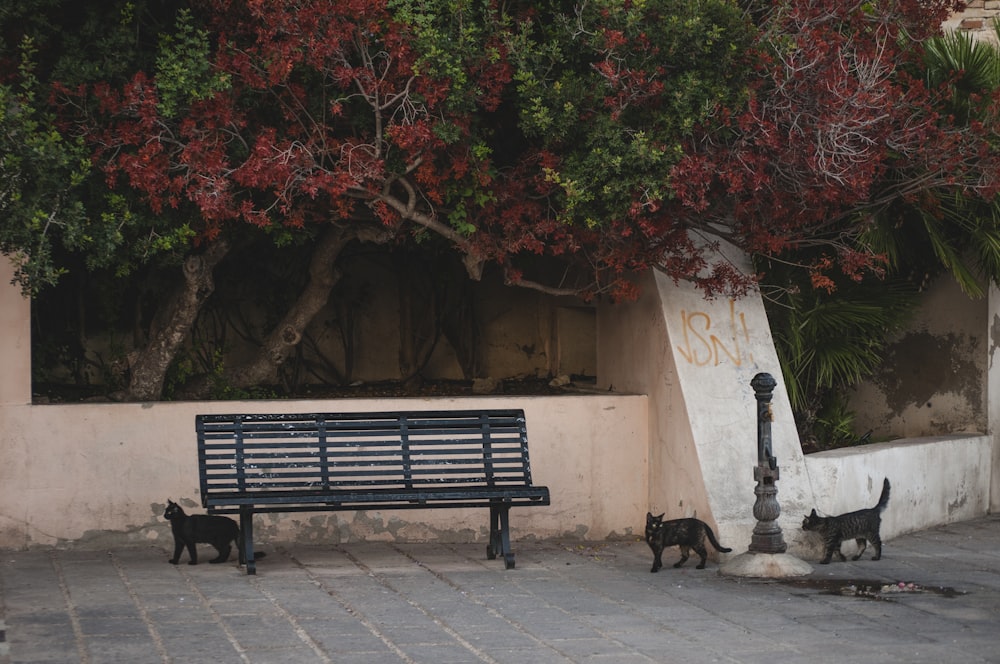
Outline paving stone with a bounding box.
[0,515,998,664]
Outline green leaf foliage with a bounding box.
[0,37,90,293]
[508,0,753,230]
[155,9,230,118]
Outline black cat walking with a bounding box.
[802,477,890,564]
[164,499,245,566]
[644,513,732,571]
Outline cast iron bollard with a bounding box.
[748,372,787,554]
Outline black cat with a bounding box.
[802,478,890,564]
[644,513,732,571]
[164,499,245,566]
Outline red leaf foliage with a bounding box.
[673,0,993,290]
[54,0,996,301]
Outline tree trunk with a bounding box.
[121,238,230,401]
[223,225,353,390]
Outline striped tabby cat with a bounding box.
[802,478,890,564]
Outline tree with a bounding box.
[46,0,759,399]
[10,0,1000,404]
[0,22,92,293]
[862,19,1000,298]
[498,0,758,297]
[673,0,994,291]
[757,11,1000,448]
[66,1,520,398]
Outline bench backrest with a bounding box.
[197,410,536,498]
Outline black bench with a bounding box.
[197,409,550,574]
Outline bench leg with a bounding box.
[239,506,257,575]
[488,504,515,569]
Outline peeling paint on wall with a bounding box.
[873,331,982,422]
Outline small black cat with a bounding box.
[163,499,244,566]
[644,513,732,571]
[802,478,890,564]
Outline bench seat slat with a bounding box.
[204,486,550,505]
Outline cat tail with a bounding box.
[705,525,732,553]
[875,478,891,512]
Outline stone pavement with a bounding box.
[1,514,998,664]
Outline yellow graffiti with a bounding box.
[676,300,753,367]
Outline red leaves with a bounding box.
[674,0,985,292]
[57,0,981,302]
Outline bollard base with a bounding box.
[718,551,812,579]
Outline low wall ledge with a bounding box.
[806,433,989,459]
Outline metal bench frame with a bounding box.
[197,409,550,574]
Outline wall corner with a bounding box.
[1,257,31,405]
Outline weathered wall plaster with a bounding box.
[804,434,992,542]
[0,394,648,549]
[849,274,988,439]
[598,268,817,556]
[991,283,1000,513]
[0,261,30,406]
[945,1,1000,42]
[0,257,994,555]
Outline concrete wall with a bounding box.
[0,260,30,406]
[0,394,648,549]
[804,434,992,539]
[848,274,988,439]
[945,2,1000,42]
[847,272,1000,514]
[1,257,995,556]
[598,268,817,555]
[991,283,1000,513]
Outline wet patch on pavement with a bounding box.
[777,577,966,600]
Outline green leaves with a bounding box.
[155,9,230,118]
[0,39,91,294]
[506,0,753,232]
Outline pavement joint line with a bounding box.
[1,516,998,663]
[282,546,420,664]
[396,542,572,659]
[541,544,726,653]
[49,550,90,664]
[408,541,620,663]
[460,541,683,660]
[175,559,252,663]
[342,544,503,664]
[109,550,171,663]
[247,571,334,662]
[558,543,812,661]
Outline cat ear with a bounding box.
[656,513,664,519]
[809,508,817,516]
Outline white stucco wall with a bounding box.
[804,434,992,539]
[1,257,994,555]
[599,269,818,556]
[0,395,648,549]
